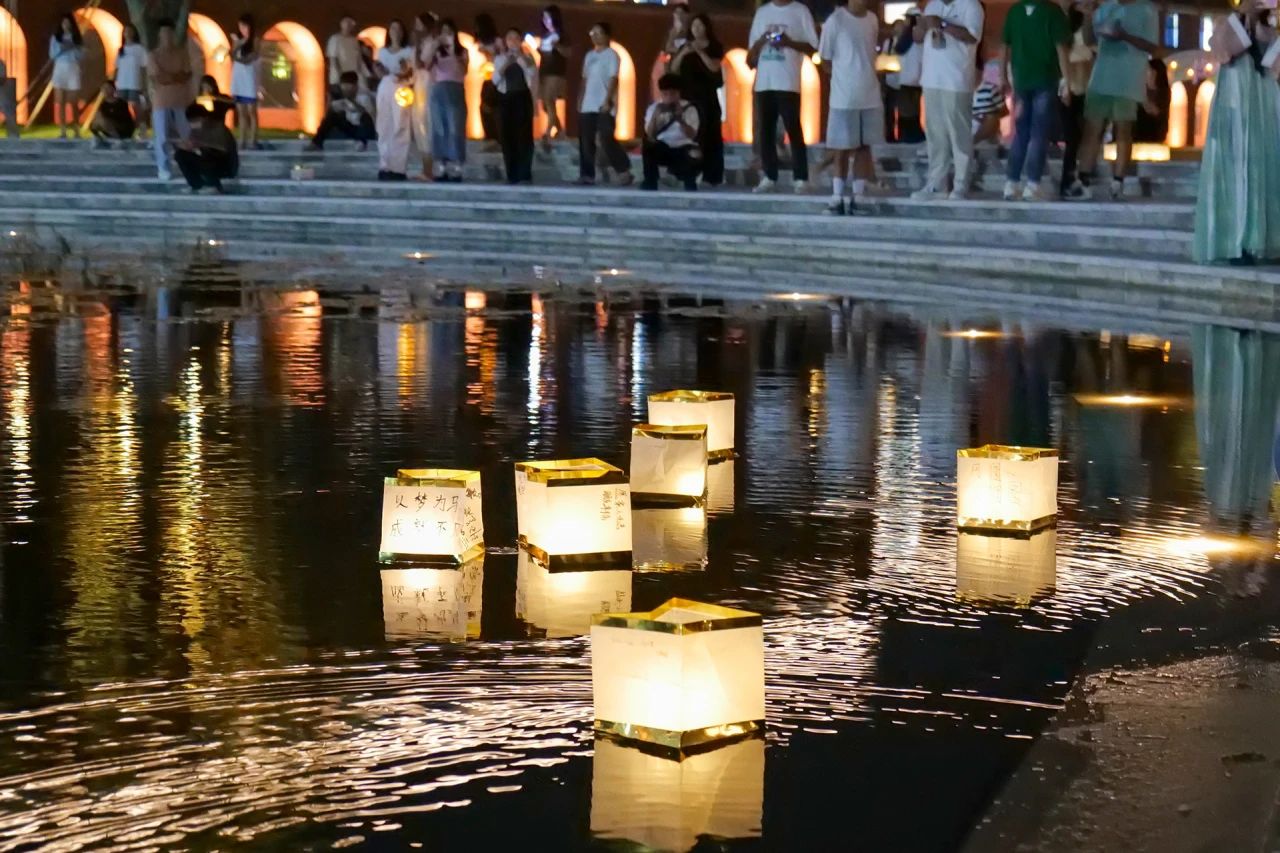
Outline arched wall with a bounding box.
[260,20,325,133]
[0,7,28,123]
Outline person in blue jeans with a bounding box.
[1001,0,1072,201]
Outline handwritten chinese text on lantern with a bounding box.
[955,445,1058,532]
[379,468,484,563]
[515,458,632,567]
[955,529,1057,607]
[381,560,484,641]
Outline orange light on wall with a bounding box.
[75,6,123,76]
[717,48,819,145]
[359,26,387,49]
[1167,80,1187,148]
[458,32,488,140]
[187,13,231,98]
[611,41,637,140]
[1193,80,1214,148]
[0,6,28,123]
[261,21,325,134]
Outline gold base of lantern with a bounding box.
[378,542,486,566]
[631,492,705,508]
[708,449,736,462]
[956,515,1056,535]
[522,542,633,570]
[594,718,765,755]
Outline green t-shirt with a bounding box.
[1088,0,1159,102]
[1002,0,1071,90]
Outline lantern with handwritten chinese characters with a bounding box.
[956,445,1058,532]
[591,598,765,751]
[633,506,707,572]
[647,391,735,459]
[590,733,764,851]
[630,424,708,505]
[515,549,632,638]
[379,469,484,564]
[956,529,1057,607]
[380,559,484,641]
[515,458,632,567]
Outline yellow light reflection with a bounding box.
[1073,393,1187,408]
[941,328,1008,340]
[1160,534,1273,559]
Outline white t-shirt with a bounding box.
[645,100,700,147]
[820,7,881,110]
[327,34,364,83]
[581,46,621,114]
[377,46,415,78]
[115,43,147,91]
[749,1,820,93]
[920,0,984,93]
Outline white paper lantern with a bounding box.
[515,458,632,567]
[956,445,1058,532]
[647,391,736,459]
[956,529,1057,606]
[590,734,763,851]
[379,469,484,563]
[381,560,484,640]
[630,424,708,505]
[591,598,764,751]
[705,459,735,514]
[633,506,707,572]
[515,549,632,638]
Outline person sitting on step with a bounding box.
[174,104,239,194]
[640,73,701,191]
[90,81,136,148]
[310,71,377,150]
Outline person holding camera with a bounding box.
[746,0,819,193]
[671,14,726,186]
[641,73,701,191]
[493,28,538,184]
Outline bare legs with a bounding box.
[54,90,81,138]
[236,101,259,150]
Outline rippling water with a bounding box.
[0,267,1276,851]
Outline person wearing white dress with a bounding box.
[411,13,438,181]
[229,13,261,150]
[375,20,416,180]
[50,13,84,139]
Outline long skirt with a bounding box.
[1192,61,1280,263]
[376,76,413,174]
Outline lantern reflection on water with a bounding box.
[590,734,764,851]
[515,458,631,567]
[379,469,484,563]
[633,506,708,572]
[381,560,483,641]
[591,599,765,751]
[630,424,708,505]
[956,445,1058,532]
[705,458,735,514]
[956,529,1057,606]
[647,391,735,459]
[515,549,632,639]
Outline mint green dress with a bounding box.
[1192,46,1280,264]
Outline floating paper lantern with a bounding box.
[591,598,765,751]
[705,459,735,514]
[647,391,735,460]
[630,424,708,505]
[956,445,1058,532]
[381,560,484,641]
[515,458,631,567]
[591,734,763,851]
[395,85,415,107]
[633,506,707,572]
[379,469,484,563]
[956,529,1056,607]
[515,549,632,638]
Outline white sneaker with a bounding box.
[1109,179,1126,201]
[157,169,172,181]
[911,184,943,200]
[793,180,812,194]
[947,188,968,201]
[1003,180,1022,200]
[1022,182,1049,202]
[753,177,776,194]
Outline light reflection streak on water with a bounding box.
[0,319,33,525]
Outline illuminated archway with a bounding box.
[719,48,819,145]
[188,13,231,96]
[458,32,488,140]
[1193,80,1214,148]
[73,5,122,105]
[1167,80,1187,148]
[359,26,387,49]
[611,41,636,140]
[0,7,28,123]
[260,21,324,133]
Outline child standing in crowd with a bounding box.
[494,28,537,184]
[577,22,633,186]
[426,19,469,182]
[116,24,149,136]
[50,13,84,139]
[229,13,261,151]
[819,0,883,214]
[538,5,571,147]
[971,61,1006,146]
[376,19,416,181]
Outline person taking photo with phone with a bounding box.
[747,0,819,193]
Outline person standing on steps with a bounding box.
[375,20,416,181]
[671,14,726,187]
[576,22,633,187]
[1000,0,1071,202]
[327,16,366,97]
[1192,0,1280,265]
[411,13,439,182]
[229,14,262,151]
[747,0,819,194]
[473,14,503,144]
[664,2,694,59]
[895,10,926,144]
[494,28,537,184]
[538,5,571,148]
[147,19,193,181]
[426,19,470,182]
[50,13,84,139]
[116,25,149,137]
[1058,2,1094,198]
[819,0,883,215]
[1068,0,1158,201]
[911,0,984,200]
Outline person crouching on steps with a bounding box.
[641,73,701,191]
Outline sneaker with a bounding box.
[157,169,172,181]
[1022,182,1049,202]
[1002,180,1022,200]
[825,198,846,216]
[753,177,776,194]
[1109,179,1126,201]
[615,172,634,187]
[947,188,968,201]
[910,184,943,200]
[793,180,811,194]
[1062,179,1092,200]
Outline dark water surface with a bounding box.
[0,268,1277,852]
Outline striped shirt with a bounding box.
[972,82,1004,118]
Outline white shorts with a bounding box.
[826,107,884,150]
